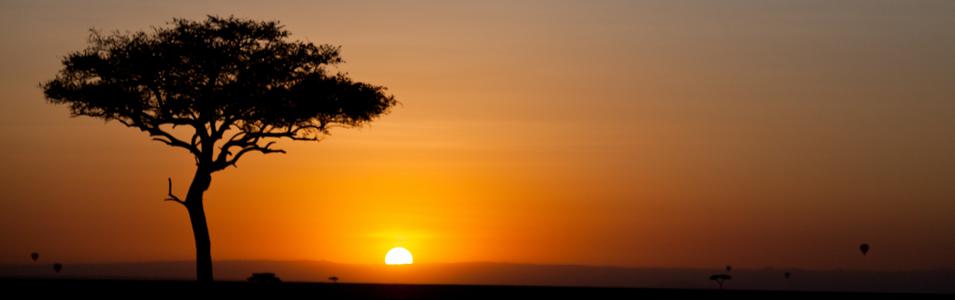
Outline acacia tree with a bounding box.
[41,16,397,282]
[709,273,731,290]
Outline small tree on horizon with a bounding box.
[709,273,731,290]
[41,16,397,283]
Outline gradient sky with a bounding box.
[2,0,954,271]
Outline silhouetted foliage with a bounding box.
[329,276,339,283]
[53,263,63,273]
[859,243,870,256]
[247,272,281,284]
[709,273,731,290]
[784,271,791,279]
[31,252,39,262]
[725,265,732,272]
[41,15,397,283]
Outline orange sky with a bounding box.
[2,0,954,270]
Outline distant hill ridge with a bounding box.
[2,260,952,294]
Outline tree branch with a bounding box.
[213,140,286,171]
[164,177,185,206]
[211,122,326,171]
[118,118,201,157]
[212,118,234,140]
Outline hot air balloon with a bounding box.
[53,263,63,273]
[784,272,791,279]
[859,243,870,256]
[30,252,39,262]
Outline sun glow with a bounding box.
[385,247,413,265]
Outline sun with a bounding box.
[385,247,413,265]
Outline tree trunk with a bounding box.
[185,167,214,283]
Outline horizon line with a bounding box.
[2,259,952,273]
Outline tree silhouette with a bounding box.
[709,273,731,290]
[41,16,397,283]
[247,272,282,284]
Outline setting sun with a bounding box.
[384,247,413,265]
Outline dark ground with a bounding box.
[0,278,946,299]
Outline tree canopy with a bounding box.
[42,15,397,171]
